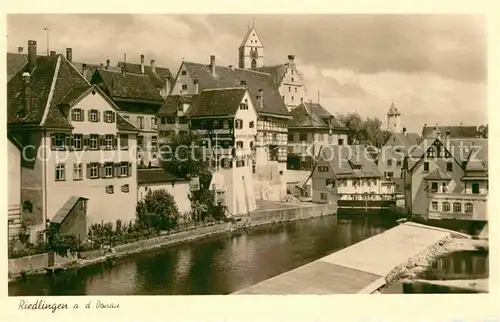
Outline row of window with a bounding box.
[123,115,157,130]
[431,201,474,214]
[287,133,345,145]
[282,95,303,104]
[159,116,188,125]
[423,161,453,172]
[106,184,130,194]
[55,162,133,181]
[71,109,116,123]
[51,133,129,151]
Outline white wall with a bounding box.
[8,139,21,209]
[138,181,192,215]
[45,91,138,228]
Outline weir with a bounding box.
[232,222,454,294]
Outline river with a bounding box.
[9,215,396,296]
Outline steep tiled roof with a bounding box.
[182,61,289,117]
[137,168,188,184]
[187,88,247,117]
[289,102,344,129]
[7,53,28,81]
[463,139,488,173]
[118,61,173,88]
[383,132,421,156]
[317,145,382,179]
[92,69,164,103]
[158,94,198,116]
[424,168,451,181]
[7,55,91,128]
[72,62,122,81]
[422,125,478,139]
[253,64,286,85]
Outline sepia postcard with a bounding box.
[1,1,499,321]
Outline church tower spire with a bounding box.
[387,101,403,133]
[238,22,264,69]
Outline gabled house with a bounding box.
[91,67,165,167]
[421,124,480,139]
[186,87,258,215]
[311,145,394,211]
[156,94,198,143]
[170,55,291,201]
[287,101,348,171]
[405,129,488,221]
[378,128,421,180]
[7,40,140,244]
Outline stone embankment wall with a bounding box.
[9,203,337,279]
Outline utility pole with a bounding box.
[44,26,51,56]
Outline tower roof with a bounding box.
[387,101,400,116]
[239,27,263,48]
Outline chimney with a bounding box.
[140,54,145,74]
[194,79,199,94]
[18,46,23,54]
[210,55,216,75]
[66,48,73,62]
[27,40,37,74]
[22,72,31,114]
[257,88,264,108]
[165,76,171,95]
[106,59,110,69]
[403,127,407,136]
[50,50,56,56]
[150,59,156,73]
[288,54,295,62]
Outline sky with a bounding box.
[7,14,487,133]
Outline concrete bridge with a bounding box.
[233,222,457,294]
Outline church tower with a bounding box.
[387,101,402,133]
[238,25,264,69]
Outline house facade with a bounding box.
[91,66,165,167]
[187,87,258,215]
[378,129,421,180]
[137,168,192,217]
[169,55,290,201]
[8,134,23,239]
[7,41,140,243]
[156,94,196,144]
[312,145,395,211]
[405,130,488,221]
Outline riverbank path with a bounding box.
[233,222,456,294]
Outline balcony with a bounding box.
[428,192,488,221]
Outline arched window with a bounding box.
[453,202,462,213]
[251,59,257,68]
[442,202,450,212]
[236,141,244,149]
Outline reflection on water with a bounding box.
[421,250,489,280]
[10,215,394,296]
[383,249,489,294]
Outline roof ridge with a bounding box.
[184,60,273,76]
[40,55,62,126]
[201,87,246,92]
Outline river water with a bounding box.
[9,215,396,296]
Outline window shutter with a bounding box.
[111,111,116,123]
[64,134,70,150]
[69,135,75,151]
[99,136,105,150]
[97,110,101,122]
[113,136,118,150]
[83,135,89,150]
[88,110,92,121]
[128,162,132,177]
[99,163,104,178]
[86,163,91,179]
[81,109,85,122]
[114,163,119,177]
[50,134,56,151]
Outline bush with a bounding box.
[136,189,180,231]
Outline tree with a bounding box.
[336,112,391,148]
[136,189,180,231]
